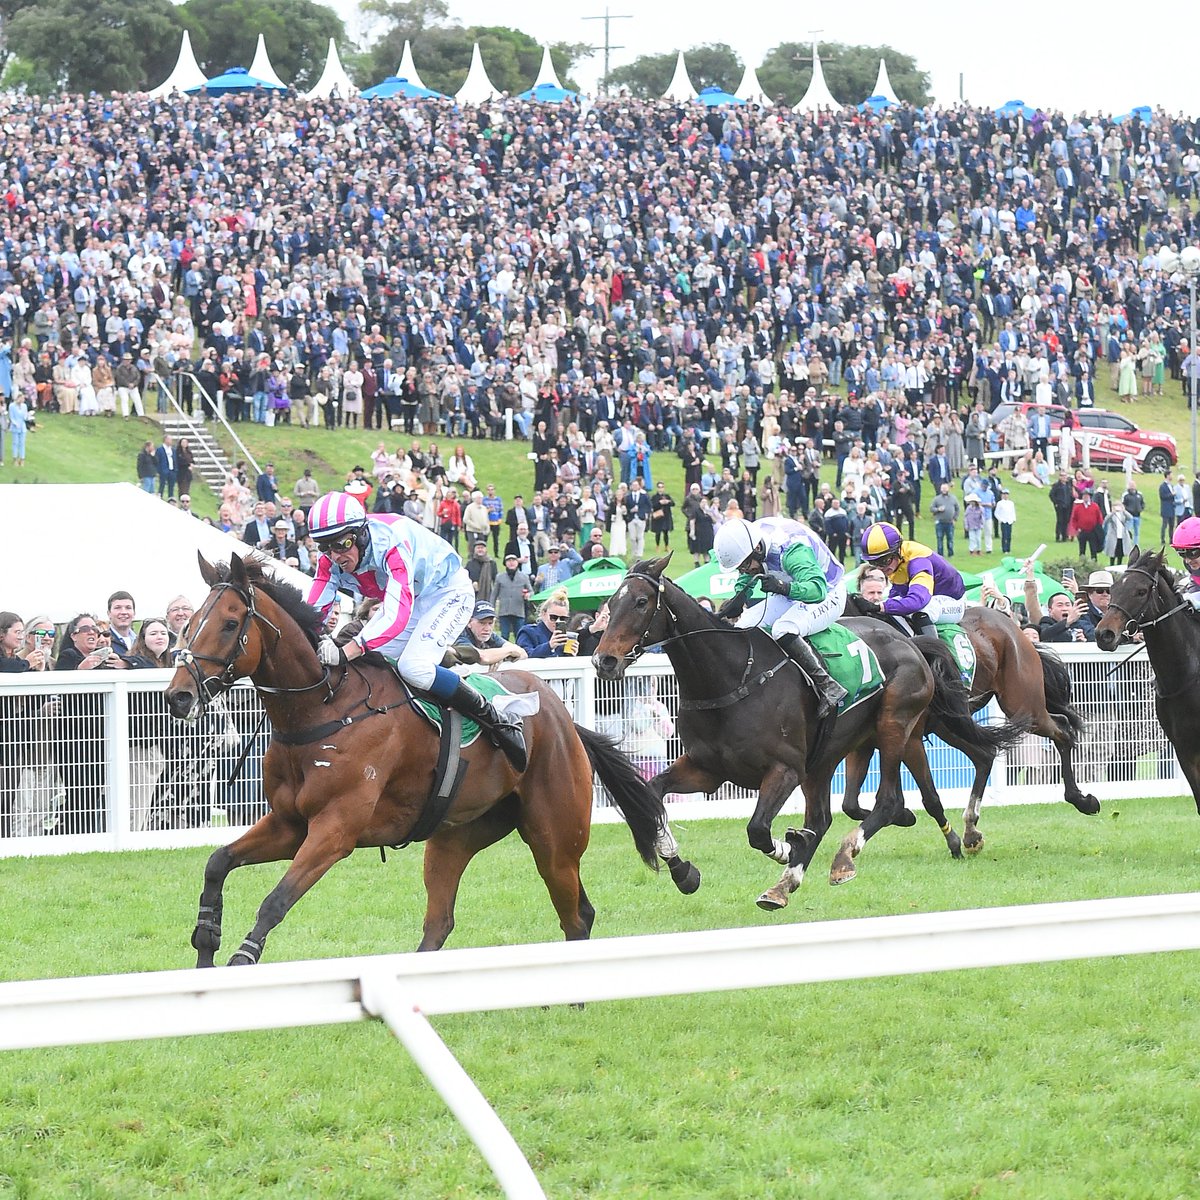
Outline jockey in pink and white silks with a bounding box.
[713,516,848,718]
[306,491,528,770]
[1171,516,1200,609]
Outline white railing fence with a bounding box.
[4,892,1200,1199]
[0,645,1179,857]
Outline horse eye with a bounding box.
[223,619,239,632]
[635,596,648,609]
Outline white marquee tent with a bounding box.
[148,31,208,98]
[11,484,310,624]
[397,40,429,91]
[248,34,287,90]
[871,57,901,106]
[735,62,768,105]
[794,42,838,112]
[532,44,564,90]
[661,51,696,103]
[305,38,356,99]
[455,42,501,105]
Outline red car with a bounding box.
[992,403,1177,473]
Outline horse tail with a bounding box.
[916,636,1032,755]
[1036,646,1084,745]
[574,723,663,871]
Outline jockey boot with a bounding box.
[908,611,935,637]
[777,633,848,720]
[446,679,528,773]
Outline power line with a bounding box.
[582,8,631,97]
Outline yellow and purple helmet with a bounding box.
[861,522,904,563]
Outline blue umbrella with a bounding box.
[995,98,1036,120]
[515,82,578,102]
[695,86,745,107]
[187,66,285,94]
[361,75,447,100]
[859,93,897,113]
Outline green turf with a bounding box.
[3,798,1200,1198]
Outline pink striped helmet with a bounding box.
[308,492,367,542]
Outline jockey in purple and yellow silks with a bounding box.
[306,491,527,770]
[859,521,966,636]
[1171,516,1200,609]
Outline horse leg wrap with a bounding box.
[229,937,264,966]
[769,838,791,864]
[654,821,680,860]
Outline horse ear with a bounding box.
[646,552,672,577]
[1128,545,1140,566]
[198,551,219,586]
[230,551,249,586]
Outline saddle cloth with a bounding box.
[411,673,537,747]
[934,623,977,689]
[808,623,885,712]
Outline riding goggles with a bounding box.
[1179,546,1200,561]
[316,533,358,553]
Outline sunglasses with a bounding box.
[317,534,357,553]
[75,625,99,634]
[1182,548,1200,560]
[33,630,55,639]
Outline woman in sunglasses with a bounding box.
[306,490,527,771]
[0,612,48,673]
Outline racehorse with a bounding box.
[164,553,695,967]
[843,593,1095,851]
[1095,547,1200,805]
[591,556,1026,907]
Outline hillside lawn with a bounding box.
[10,369,1198,585]
[3,799,1200,1198]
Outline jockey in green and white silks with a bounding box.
[714,517,848,718]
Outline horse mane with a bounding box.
[1135,548,1182,590]
[217,557,324,649]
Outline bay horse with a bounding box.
[164,552,693,967]
[843,593,1095,851]
[592,556,1026,907]
[1096,547,1200,805]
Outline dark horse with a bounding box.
[592,556,1026,906]
[164,553,689,967]
[843,593,1095,850]
[1096,547,1200,805]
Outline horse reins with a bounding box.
[1105,565,1190,638]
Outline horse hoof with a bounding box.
[842,804,869,821]
[829,855,857,885]
[227,951,256,967]
[756,886,789,911]
[1068,793,1101,816]
[671,860,702,895]
[964,838,984,856]
[893,808,917,828]
[946,833,964,860]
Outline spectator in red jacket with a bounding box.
[1067,491,1104,558]
[437,487,463,550]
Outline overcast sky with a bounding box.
[335,0,1195,116]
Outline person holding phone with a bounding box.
[516,589,574,658]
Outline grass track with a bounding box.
[4,798,1200,1197]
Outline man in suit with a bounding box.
[155,434,176,500]
[264,519,299,566]
[242,500,274,549]
[502,521,539,580]
[256,462,279,504]
[505,493,530,540]
[927,443,953,491]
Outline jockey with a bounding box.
[714,516,849,718]
[859,521,966,636]
[1171,516,1200,607]
[305,491,527,771]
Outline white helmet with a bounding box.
[714,518,762,572]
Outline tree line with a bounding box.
[0,0,928,105]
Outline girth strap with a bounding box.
[397,710,468,847]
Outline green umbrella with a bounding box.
[529,556,628,612]
[962,556,1057,606]
[674,553,742,602]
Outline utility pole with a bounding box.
[582,8,631,97]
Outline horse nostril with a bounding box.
[593,654,618,676]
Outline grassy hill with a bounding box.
[10,371,1197,583]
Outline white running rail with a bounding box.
[4,892,1200,1198]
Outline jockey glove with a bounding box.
[718,590,750,620]
[758,573,793,597]
[317,636,346,666]
[855,598,883,615]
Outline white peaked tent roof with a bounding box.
[398,40,428,91]
[735,61,767,104]
[533,44,563,90]
[249,33,287,90]
[306,38,355,99]
[148,30,208,98]
[794,43,838,112]
[662,51,696,102]
[872,57,900,105]
[6,484,311,624]
[456,42,501,105]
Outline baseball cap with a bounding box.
[504,551,518,562]
[473,602,496,620]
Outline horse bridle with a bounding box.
[1105,564,1190,638]
[174,580,330,707]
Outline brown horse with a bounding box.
[843,594,1095,850]
[592,556,1026,905]
[1096,547,1200,804]
[164,553,690,967]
